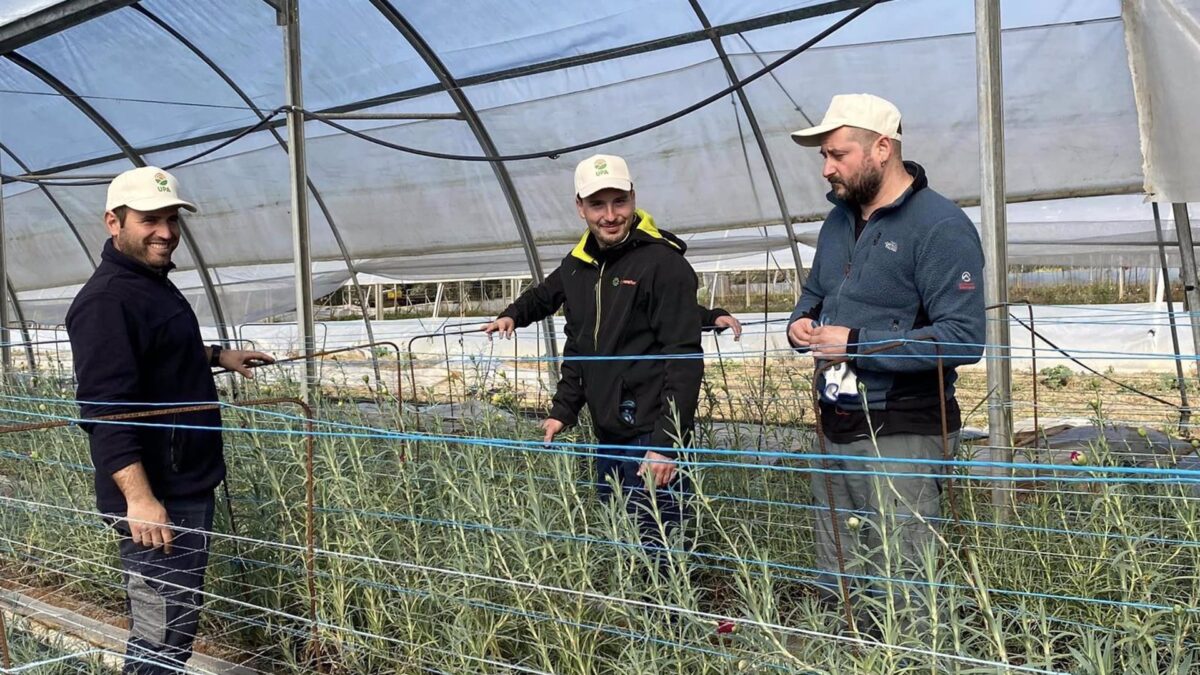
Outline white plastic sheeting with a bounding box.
[0,0,1190,329]
[1122,0,1200,202]
[14,197,1200,328]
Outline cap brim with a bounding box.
[119,196,198,213]
[790,123,841,147]
[576,178,633,198]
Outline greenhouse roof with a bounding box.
[0,0,1196,328]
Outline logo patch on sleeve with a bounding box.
[958,271,976,291]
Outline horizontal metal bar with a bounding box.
[0,0,138,55]
[313,111,464,121]
[11,172,115,180]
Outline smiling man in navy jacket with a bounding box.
[66,167,272,674]
[786,95,985,631]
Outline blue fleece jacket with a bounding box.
[788,162,985,411]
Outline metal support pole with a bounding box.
[1173,204,1200,388]
[280,0,316,403]
[1153,203,1190,429]
[976,0,1012,518]
[0,153,8,375]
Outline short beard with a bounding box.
[115,230,173,270]
[832,159,884,207]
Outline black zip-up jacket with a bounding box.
[501,211,704,456]
[66,240,224,512]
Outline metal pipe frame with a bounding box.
[2,52,234,347]
[1,1,879,197]
[975,0,1013,519]
[1172,203,1200,393]
[279,0,317,402]
[1152,203,1190,430]
[0,141,96,268]
[5,288,36,371]
[0,145,39,367]
[132,5,382,389]
[688,0,807,289]
[0,160,8,371]
[315,112,465,121]
[0,0,140,55]
[368,0,561,368]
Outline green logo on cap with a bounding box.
[594,158,609,176]
[153,172,171,193]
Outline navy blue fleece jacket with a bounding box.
[66,240,224,512]
[788,162,985,411]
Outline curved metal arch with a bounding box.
[3,51,234,344]
[367,0,560,363]
[131,5,382,385]
[0,141,96,269]
[688,0,806,288]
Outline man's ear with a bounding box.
[876,136,896,164]
[104,210,121,237]
[575,195,586,220]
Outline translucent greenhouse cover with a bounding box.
[0,0,1196,328]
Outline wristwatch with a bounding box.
[209,344,223,367]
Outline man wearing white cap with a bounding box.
[786,95,985,631]
[486,154,705,579]
[66,167,272,674]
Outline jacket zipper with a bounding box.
[833,211,886,325]
[832,212,858,324]
[593,260,606,347]
[169,415,180,472]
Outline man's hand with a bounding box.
[219,349,275,378]
[810,325,852,357]
[541,418,566,444]
[637,450,677,488]
[788,317,816,349]
[126,496,173,554]
[483,317,516,340]
[714,315,742,341]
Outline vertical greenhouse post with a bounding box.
[280,0,317,403]
[0,156,9,375]
[1172,204,1200,389]
[976,0,1013,518]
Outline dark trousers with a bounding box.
[594,433,692,573]
[105,494,215,675]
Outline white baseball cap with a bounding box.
[105,166,197,213]
[791,94,902,147]
[574,154,632,198]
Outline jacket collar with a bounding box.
[101,238,175,280]
[826,160,928,219]
[570,209,682,265]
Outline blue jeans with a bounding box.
[105,494,215,675]
[594,433,692,573]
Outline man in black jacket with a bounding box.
[489,154,705,570]
[66,166,272,675]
